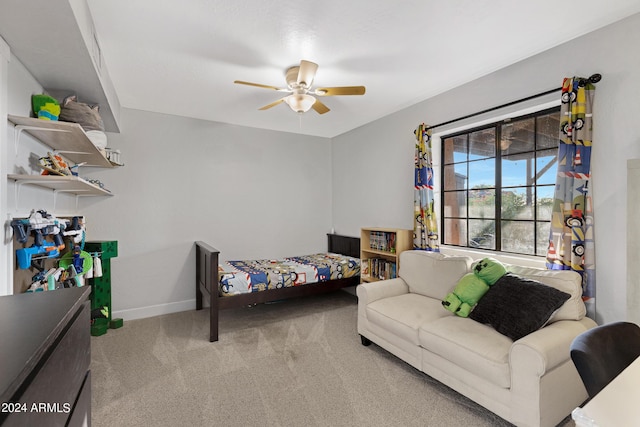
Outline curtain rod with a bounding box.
[422,73,602,132]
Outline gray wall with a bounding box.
[332,13,640,325]
[80,109,333,319]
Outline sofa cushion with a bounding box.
[367,293,451,345]
[419,316,513,388]
[399,251,472,300]
[469,273,570,341]
[505,265,585,322]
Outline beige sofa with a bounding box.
[357,250,597,427]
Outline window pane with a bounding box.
[443,135,467,164]
[469,129,495,160]
[501,220,535,254]
[469,220,495,249]
[537,112,560,150]
[469,189,495,219]
[443,164,467,191]
[536,221,551,255]
[444,218,467,246]
[536,148,558,185]
[501,188,534,220]
[501,118,534,155]
[536,185,555,220]
[468,159,495,188]
[444,191,467,218]
[502,152,534,187]
[441,107,560,256]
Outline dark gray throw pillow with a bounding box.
[469,273,571,341]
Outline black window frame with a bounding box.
[440,106,560,256]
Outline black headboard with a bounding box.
[327,234,360,258]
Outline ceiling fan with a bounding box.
[234,60,365,114]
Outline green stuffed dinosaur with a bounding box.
[442,257,507,317]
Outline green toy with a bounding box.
[473,257,508,285]
[31,94,60,120]
[442,257,507,317]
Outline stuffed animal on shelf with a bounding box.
[31,94,61,121]
[442,257,507,317]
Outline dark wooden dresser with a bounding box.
[0,287,91,426]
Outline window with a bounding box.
[441,107,560,256]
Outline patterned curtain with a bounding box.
[546,77,596,317]
[413,124,439,252]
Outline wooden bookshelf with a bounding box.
[360,227,413,283]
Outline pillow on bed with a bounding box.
[469,273,570,341]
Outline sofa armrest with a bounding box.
[508,317,596,426]
[510,317,597,376]
[356,278,409,305]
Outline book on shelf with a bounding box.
[361,259,370,277]
[362,258,398,280]
[369,231,397,253]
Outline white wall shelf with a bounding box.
[8,174,112,197]
[8,115,113,167]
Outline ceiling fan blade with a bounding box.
[297,60,318,87]
[314,86,366,96]
[258,98,285,110]
[311,99,330,114]
[234,80,289,92]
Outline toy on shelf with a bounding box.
[32,94,61,121]
[25,267,61,292]
[59,249,93,276]
[16,241,63,271]
[11,211,88,277]
[11,210,66,270]
[25,265,83,292]
[39,152,72,176]
[11,209,64,246]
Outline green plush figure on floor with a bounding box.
[442,257,507,317]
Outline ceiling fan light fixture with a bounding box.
[234,59,365,115]
[285,93,315,113]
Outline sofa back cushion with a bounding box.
[505,264,586,322]
[399,251,472,299]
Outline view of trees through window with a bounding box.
[441,107,560,256]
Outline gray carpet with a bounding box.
[91,291,574,426]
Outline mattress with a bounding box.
[218,253,360,296]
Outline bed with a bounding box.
[195,234,361,342]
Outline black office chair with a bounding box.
[570,321,640,398]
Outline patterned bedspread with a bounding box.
[218,253,360,296]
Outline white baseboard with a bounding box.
[112,299,196,321]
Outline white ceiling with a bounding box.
[87,0,640,138]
